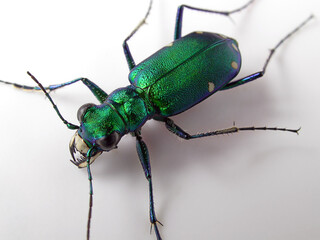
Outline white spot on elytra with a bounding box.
[208,82,215,92]
[231,61,238,70]
[166,42,173,47]
[232,43,239,52]
[218,34,227,39]
[196,31,203,34]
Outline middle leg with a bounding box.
[174,0,255,40]
[122,0,153,70]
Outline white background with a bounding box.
[0,0,319,239]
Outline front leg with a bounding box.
[135,132,163,240]
[0,73,108,103]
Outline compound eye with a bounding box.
[96,132,121,151]
[77,103,95,122]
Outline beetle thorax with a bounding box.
[107,86,152,132]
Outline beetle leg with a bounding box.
[221,14,314,91]
[155,117,299,140]
[0,75,108,103]
[220,72,263,90]
[123,0,153,70]
[135,132,163,240]
[174,0,254,40]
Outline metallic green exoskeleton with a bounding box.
[0,0,313,239]
[71,31,241,167]
[129,32,241,117]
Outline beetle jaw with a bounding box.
[69,132,102,168]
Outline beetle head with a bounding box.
[69,103,125,168]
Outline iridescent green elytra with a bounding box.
[129,32,240,117]
[0,0,312,239]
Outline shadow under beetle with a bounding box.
[0,0,313,239]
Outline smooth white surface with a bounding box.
[0,0,319,239]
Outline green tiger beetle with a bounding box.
[0,0,313,239]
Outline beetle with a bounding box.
[0,0,313,239]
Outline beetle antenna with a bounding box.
[86,148,94,240]
[27,71,79,130]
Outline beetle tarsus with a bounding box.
[151,221,163,240]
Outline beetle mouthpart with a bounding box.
[69,132,102,168]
